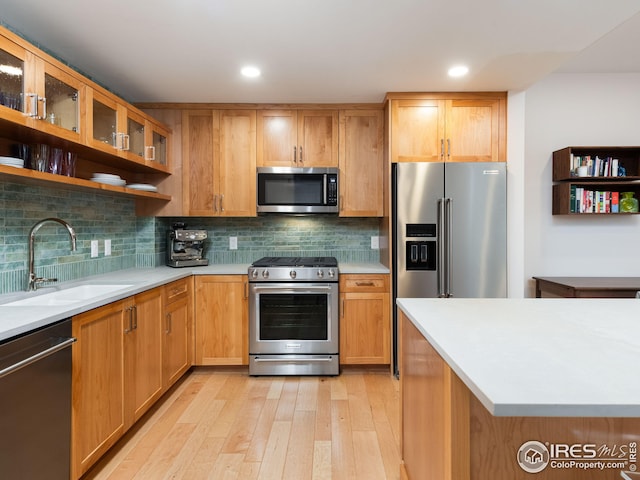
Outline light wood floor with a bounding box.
[83,367,401,480]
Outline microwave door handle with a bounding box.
[323,174,327,205]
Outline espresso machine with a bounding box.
[166,223,209,267]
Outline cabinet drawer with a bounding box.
[164,278,190,304]
[340,275,389,293]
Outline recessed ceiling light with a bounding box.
[448,65,469,78]
[241,66,261,78]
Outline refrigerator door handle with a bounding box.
[445,197,453,297]
[437,198,446,297]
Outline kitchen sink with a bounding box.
[2,284,134,306]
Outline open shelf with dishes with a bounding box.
[552,146,640,215]
[0,163,171,200]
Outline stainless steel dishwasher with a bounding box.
[0,318,75,479]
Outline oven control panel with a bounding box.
[248,267,338,282]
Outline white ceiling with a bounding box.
[1,0,640,104]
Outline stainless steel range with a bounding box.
[248,256,339,376]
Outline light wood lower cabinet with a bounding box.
[124,288,164,428]
[72,300,127,479]
[194,275,248,365]
[71,283,192,479]
[339,274,390,365]
[162,277,192,387]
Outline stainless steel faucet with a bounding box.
[28,218,77,291]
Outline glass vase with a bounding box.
[620,192,639,213]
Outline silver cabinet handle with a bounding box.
[39,96,47,120]
[220,194,224,213]
[293,146,297,164]
[447,138,451,159]
[0,337,75,379]
[299,145,303,165]
[132,305,138,330]
[26,94,46,119]
[440,139,444,159]
[213,194,218,213]
[166,313,172,334]
[27,92,37,117]
[145,145,156,161]
[124,306,133,333]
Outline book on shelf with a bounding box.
[570,155,622,177]
[570,186,624,213]
[612,191,619,213]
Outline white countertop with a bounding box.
[397,298,640,418]
[0,262,387,342]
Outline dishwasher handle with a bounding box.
[0,337,76,379]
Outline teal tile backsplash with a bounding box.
[0,179,148,294]
[160,216,381,264]
[0,179,381,295]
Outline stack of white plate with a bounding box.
[0,156,25,168]
[91,173,126,187]
[126,183,158,192]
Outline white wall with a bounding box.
[518,73,640,297]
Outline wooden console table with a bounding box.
[533,276,640,298]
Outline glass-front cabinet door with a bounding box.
[125,110,146,160]
[86,87,120,153]
[0,36,28,125]
[146,121,169,167]
[37,62,82,142]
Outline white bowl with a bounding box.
[92,178,127,187]
[91,173,122,180]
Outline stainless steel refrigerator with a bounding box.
[392,162,507,375]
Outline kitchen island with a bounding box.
[397,298,640,480]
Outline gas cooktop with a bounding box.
[251,256,338,268]
[249,256,339,282]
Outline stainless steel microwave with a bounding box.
[257,167,339,214]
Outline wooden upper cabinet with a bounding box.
[257,109,338,167]
[256,110,297,166]
[0,33,83,143]
[298,110,338,167]
[182,110,215,214]
[33,57,84,144]
[391,99,445,163]
[0,25,172,205]
[182,109,256,216]
[446,98,502,162]
[0,35,29,126]
[339,109,384,216]
[389,93,506,163]
[217,110,257,216]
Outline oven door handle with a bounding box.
[251,285,334,294]
[253,357,335,363]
